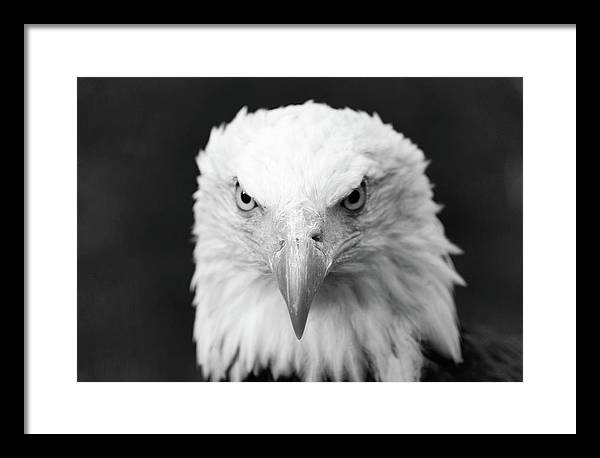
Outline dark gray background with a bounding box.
[78,78,522,381]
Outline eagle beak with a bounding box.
[271,235,329,340]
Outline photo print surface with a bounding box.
[78,78,523,381]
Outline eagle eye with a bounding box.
[235,182,257,211]
[341,180,367,211]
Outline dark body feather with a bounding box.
[421,328,522,382]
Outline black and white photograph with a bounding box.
[25,25,576,434]
[78,77,523,382]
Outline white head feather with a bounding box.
[192,101,464,381]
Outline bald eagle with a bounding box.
[191,101,517,382]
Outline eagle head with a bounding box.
[192,101,464,381]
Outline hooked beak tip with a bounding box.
[290,309,309,340]
[293,326,305,341]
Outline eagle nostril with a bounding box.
[275,239,285,253]
[310,230,323,243]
